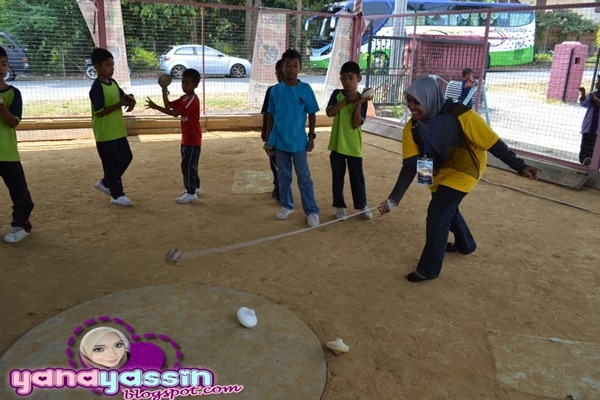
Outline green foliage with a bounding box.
[128,47,159,70]
[0,0,92,74]
[536,9,598,47]
[0,0,321,75]
[534,53,552,64]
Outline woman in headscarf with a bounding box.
[79,327,131,369]
[379,77,541,283]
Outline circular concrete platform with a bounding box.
[0,285,327,399]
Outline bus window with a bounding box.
[469,13,480,26]
[426,14,448,26]
[510,12,534,27]
[448,14,460,26]
[459,13,470,26]
[496,13,509,27]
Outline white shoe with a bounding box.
[176,193,198,204]
[95,180,111,195]
[307,213,320,227]
[361,206,373,220]
[335,208,347,220]
[110,195,133,206]
[3,227,30,243]
[276,207,294,220]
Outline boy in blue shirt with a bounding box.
[265,49,320,227]
[326,61,372,221]
[0,46,34,243]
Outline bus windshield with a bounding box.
[306,15,338,44]
[306,5,346,47]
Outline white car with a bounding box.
[159,45,252,79]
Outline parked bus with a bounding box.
[305,0,536,69]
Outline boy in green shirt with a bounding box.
[89,47,136,206]
[0,46,34,243]
[326,61,372,221]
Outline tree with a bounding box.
[536,9,598,54]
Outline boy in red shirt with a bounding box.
[146,69,202,204]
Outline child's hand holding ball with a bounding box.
[123,94,136,112]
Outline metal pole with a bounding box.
[563,47,575,102]
[591,47,600,93]
[390,0,407,69]
[296,0,302,50]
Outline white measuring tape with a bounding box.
[165,206,380,263]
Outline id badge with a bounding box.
[417,157,434,186]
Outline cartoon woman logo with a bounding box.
[67,316,182,373]
[79,327,130,370]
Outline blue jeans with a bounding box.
[275,149,319,215]
[416,185,476,278]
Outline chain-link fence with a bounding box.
[2,1,600,169]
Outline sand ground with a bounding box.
[1,129,600,399]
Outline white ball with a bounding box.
[237,307,258,328]
[361,88,375,99]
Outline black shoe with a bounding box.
[446,242,476,255]
[406,272,435,283]
[446,242,458,253]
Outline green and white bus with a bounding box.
[306,0,536,69]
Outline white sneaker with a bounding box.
[110,195,133,206]
[176,193,198,204]
[361,206,373,220]
[276,207,294,220]
[335,208,347,220]
[307,213,320,227]
[95,180,110,195]
[3,227,29,243]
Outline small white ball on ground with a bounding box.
[165,247,183,264]
[326,338,350,355]
[237,307,258,328]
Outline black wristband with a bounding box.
[308,132,316,139]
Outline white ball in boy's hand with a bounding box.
[361,87,375,99]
